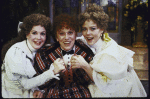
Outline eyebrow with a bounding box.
[82,26,97,28]
[31,30,46,32]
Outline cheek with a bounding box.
[56,36,62,42]
[71,34,76,40]
[26,34,33,41]
[42,35,46,42]
[82,32,86,37]
[95,30,102,38]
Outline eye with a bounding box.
[68,31,73,35]
[59,32,64,35]
[91,27,96,31]
[41,32,46,36]
[32,31,37,35]
[82,27,87,31]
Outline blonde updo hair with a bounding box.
[78,3,109,34]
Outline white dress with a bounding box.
[2,40,59,98]
[77,36,147,97]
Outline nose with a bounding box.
[37,33,41,39]
[65,33,69,39]
[86,29,91,35]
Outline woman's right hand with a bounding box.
[53,58,66,74]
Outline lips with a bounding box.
[64,41,71,44]
[86,37,94,41]
[34,41,42,45]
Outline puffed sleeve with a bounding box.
[4,45,27,80]
[90,41,135,94]
[91,54,133,94]
[4,44,59,90]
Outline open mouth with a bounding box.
[34,41,42,45]
[86,37,94,41]
[64,41,71,44]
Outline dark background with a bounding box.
[0,0,148,95]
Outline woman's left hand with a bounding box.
[71,54,94,81]
[33,90,43,98]
[70,54,89,69]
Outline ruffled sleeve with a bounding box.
[91,39,135,80]
[90,39,135,94]
[4,44,28,80]
[3,42,60,90]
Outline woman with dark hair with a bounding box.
[1,13,59,98]
[33,14,95,98]
[70,3,147,97]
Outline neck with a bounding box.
[26,39,37,53]
[90,38,102,48]
[60,46,75,52]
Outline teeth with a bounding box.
[64,42,70,44]
[87,37,93,40]
[34,41,41,45]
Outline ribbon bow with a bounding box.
[62,50,74,55]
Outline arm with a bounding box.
[5,47,59,90]
[19,64,59,90]
[31,58,65,90]
[71,54,93,81]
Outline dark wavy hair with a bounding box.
[1,13,51,61]
[78,3,109,39]
[52,14,79,42]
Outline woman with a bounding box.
[1,14,59,98]
[33,14,95,98]
[71,3,147,97]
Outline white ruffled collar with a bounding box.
[89,38,103,53]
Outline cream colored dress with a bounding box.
[77,36,147,97]
[2,40,59,98]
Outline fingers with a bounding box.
[53,75,60,80]
[71,65,80,69]
[71,54,81,61]
[74,53,77,56]
[37,92,43,98]
[33,91,43,98]
[33,92,37,98]
[55,58,64,63]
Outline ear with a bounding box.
[101,29,104,33]
[56,38,58,42]
[26,34,29,39]
[56,37,58,42]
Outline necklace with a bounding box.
[26,40,32,54]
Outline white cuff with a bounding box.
[43,63,60,81]
[31,87,45,93]
[19,64,60,90]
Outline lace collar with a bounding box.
[89,38,103,53]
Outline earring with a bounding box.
[101,33,103,37]
[103,33,111,42]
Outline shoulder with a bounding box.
[37,42,60,55]
[6,41,26,56]
[75,39,94,56]
[99,38,135,62]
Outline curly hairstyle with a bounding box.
[78,3,109,37]
[1,13,51,61]
[52,14,79,42]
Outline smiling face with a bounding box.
[26,25,46,49]
[56,27,76,51]
[82,19,103,46]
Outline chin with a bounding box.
[34,46,42,50]
[87,42,94,46]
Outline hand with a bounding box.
[70,54,90,69]
[53,58,66,74]
[33,90,43,98]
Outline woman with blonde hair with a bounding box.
[70,3,147,97]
